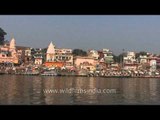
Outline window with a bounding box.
[62,56,65,60]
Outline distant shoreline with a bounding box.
[1,73,160,78]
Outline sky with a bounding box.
[0,15,160,55]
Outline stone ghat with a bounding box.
[2,72,160,78]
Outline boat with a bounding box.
[102,75,132,78]
[41,70,58,76]
[21,71,39,76]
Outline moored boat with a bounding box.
[21,71,39,75]
[41,70,57,76]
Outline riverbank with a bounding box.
[1,64,160,78]
[2,72,160,78]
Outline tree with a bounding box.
[41,48,47,53]
[135,51,147,59]
[41,48,47,62]
[0,27,7,45]
[72,49,87,56]
[113,53,126,63]
[113,54,119,63]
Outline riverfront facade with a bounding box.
[0,37,160,77]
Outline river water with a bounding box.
[0,75,160,105]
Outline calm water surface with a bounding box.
[0,75,160,105]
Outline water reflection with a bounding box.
[43,76,74,105]
[121,78,160,104]
[148,79,160,104]
[0,75,160,105]
[72,77,99,104]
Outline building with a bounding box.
[139,55,148,64]
[74,56,98,70]
[16,46,32,64]
[123,51,138,70]
[0,38,18,64]
[55,48,73,68]
[96,49,114,69]
[123,51,136,64]
[110,63,119,70]
[45,41,73,68]
[147,55,160,70]
[16,48,23,64]
[32,48,43,65]
[88,49,99,60]
[102,49,114,64]
[150,60,156,72]
[44,61,64,68]
[24,48,32,64]
[123,63,138,70]
[97,57,107,70]
[34,54,43,65]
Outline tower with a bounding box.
[46,41,55,62]
[9,37,17,57]
[9,37,18,64]
[10,37,16,50]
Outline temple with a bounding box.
[46,41,55,62]
[0,38,18,64]
[44,41,73,68]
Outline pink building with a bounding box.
[0,38,18,64]
[74,56,98,70]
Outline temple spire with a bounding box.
[10,37,16,49]
[46,41,55,54]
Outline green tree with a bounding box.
[113,53,126,63]
[41,48,47,62]
[113,54,119,63]
[0,27,7,45]
[135,51,147,59]
[72,49,87,56]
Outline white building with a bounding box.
[102,49,114,64]
[45,41,73,68]
[150,60,156,72]
[88,49,99,59]
[123,51,136,64]
[123,51,137,70]
[139,55,148,64]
